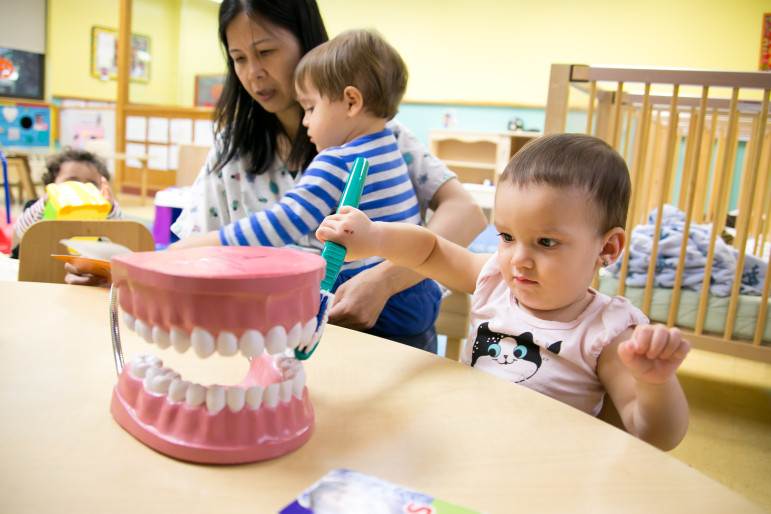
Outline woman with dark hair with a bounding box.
[170,0,487,352]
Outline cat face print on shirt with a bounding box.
[471,322,561,383]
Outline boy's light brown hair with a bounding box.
[294,29,407,120]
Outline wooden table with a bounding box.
[0,282,762,513]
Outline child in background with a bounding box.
[316,133,692,450]
[12,147,122,284]
[170,29,443,352]
[13,147,122,248]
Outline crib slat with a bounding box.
[669,87,711,327]
[727,89,770,342]
[692,108,719,224]
[611,81,625,149]
[586,81,597,136]
[643,86,680,314]
[622,104,634,161]
[696,88,741,335]
[756,250,771,347]
[749,127,771,254]
[756,132,771,255]
[619,83,653,297]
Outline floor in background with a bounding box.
[80,195,771,510]
[670,349,771,510]
[116,193,156,229]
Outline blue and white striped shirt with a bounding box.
[219,128,421,272]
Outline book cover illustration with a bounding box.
[280,469,482,514]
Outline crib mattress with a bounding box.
[597,275,771,344]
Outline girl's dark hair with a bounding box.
[42,147,110,185]
[215,0,328,176]
[500,133,631,234]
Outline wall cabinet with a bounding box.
[429,129,541,186]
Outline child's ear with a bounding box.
[598,227,625,268]
[343,86,364,117]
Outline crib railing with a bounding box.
[544,64,771,362]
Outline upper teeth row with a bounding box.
[130,354,305,414]
[121,311,317,358]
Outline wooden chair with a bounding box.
[176,144,209,187]
[2,156,39,205]
[17,220,154,284]
[435,288,471,361]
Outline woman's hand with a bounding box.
[168,230,223,250]
[63,262,110,288]
[327,271,392,330]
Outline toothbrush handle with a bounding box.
[338,157,368,211]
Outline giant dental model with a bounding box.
[109,246,326,464]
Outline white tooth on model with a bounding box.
[130,353,162,379]
[263,383,280,408]
[286,323,302,349]
[168,379,190,403]
[130,354,151,379]
[121,311,136,332]
[170,327,191,354]
[265,326,287,354]
[302,317,317,344]
[144,366,180,395]
[136,319,153,343]
[152,326,171,349]
[226,387,246,412]
[292,372,306,399]
[245,385,264,409]
[240,330,265,358]
[206,385,226,414]
[216,332,239,356]
[279,380,293,402]
[185,383,206,407]
[191,327,215,358]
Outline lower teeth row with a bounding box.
[129,354,304,413]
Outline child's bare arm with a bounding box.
[316,206,487,294]
[597,324,691,451]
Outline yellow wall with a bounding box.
[47,0,221,106]
[47,0,769,107]
[318,0,770,105]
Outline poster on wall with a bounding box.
[761,13,771,72]
[195,75,225,107]
[0,48,45,100]
[90,26,151,82]
[0,104,51,148]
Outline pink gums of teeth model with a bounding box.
[109,246,326,464]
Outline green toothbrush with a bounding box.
[294,157,369,360]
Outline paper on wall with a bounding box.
[126,116,147,142]
[170,118,193,144]
[147,117,169,144]
[194,119,214,146]
[125,142,147,168]
[147,145,169,170]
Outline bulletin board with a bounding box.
[0,102,51,148]
[761,13,771,72]
[90,26,151,82]
[0,47,45,100]
[195,75,225,107]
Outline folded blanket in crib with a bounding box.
[607,205,767,296]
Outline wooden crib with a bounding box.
[543,64,771,363]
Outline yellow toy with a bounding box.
[43,181,110,220]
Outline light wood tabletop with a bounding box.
[0,281,763,513]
